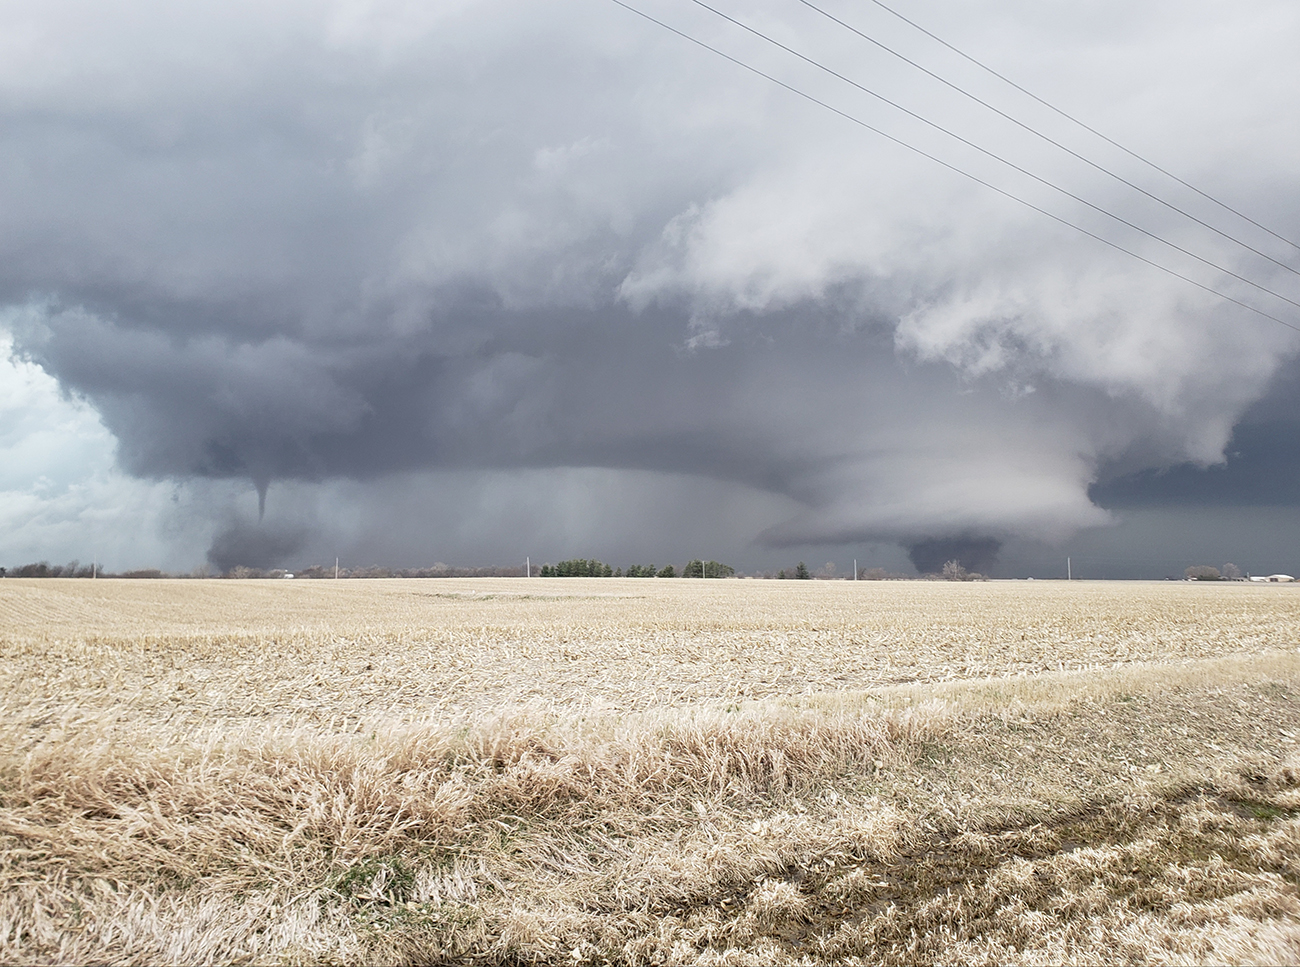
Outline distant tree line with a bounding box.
[1185,564,1243,581]
[682,559,735,578]
[205,564,529,579]
[859,567,904,580]
[292,564,527,579]
[4,561,94,578]
[535,559,741,578]
[623,564,680,577]
[2,557,815,580]
[11,556,1108,581]
[0,562,537,579]
[540,559,613,577]
[0,561,164,579]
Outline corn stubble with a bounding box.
[2,578,1299,964]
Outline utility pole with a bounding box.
[854,559,858,581]
[335,557,339,580]
[1067,557,1072,581]
[526,556,530,577]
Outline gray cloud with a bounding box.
[906,538,1001,576]
[206,519,309,573]
[2,0,1299,573]
[1090,353,1300,508]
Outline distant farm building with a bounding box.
[1249,574,1295,583]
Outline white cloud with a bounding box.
[0,326,222,571]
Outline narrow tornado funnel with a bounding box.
[253,473,270,522]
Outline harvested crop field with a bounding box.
[3,577,1299,964]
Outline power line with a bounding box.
[860,0,1300,256]
[605,0,1300,334]
[791,0,1300,279]
[683,0,1300,314]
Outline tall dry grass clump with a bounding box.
[1,699,942,964]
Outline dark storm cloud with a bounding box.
[18,294,1159,551]
[206,519,309,572]
[1091,353,1300,508]
[2,0,1299,571]
[907,538,1001,576]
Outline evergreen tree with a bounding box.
[684,559,734,578]
[550,558,614,577]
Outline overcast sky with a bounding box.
[2,0,1298,577]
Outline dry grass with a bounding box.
[2,578,1299,964]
